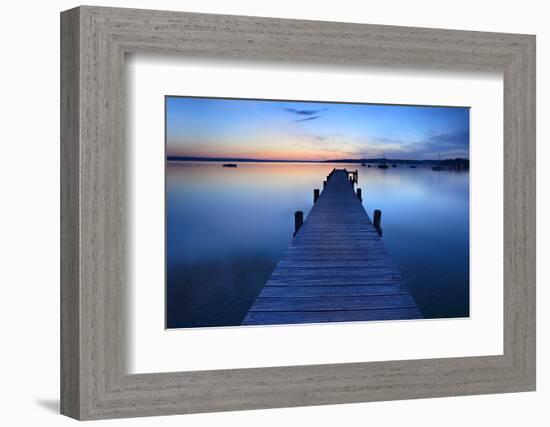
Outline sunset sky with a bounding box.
[166,97,470,161]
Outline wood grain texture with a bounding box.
[60,5,536,420]
[242,169,422,325]
[60,7,80,419]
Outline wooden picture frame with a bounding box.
[60,5,536,420]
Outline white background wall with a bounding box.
[0,0,546,425]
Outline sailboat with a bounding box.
[431,153,444,171]
[378,153,389,169]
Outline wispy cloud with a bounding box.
[284,108,327,116]
[294,116,321,123]
[425,130,469,148]
[284,107,328,123]
[356,129,469,159]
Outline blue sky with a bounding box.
[166,97,469,161]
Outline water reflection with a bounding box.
[166,162,469,328]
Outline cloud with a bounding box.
[425,130,469,148]
[316,129,469,161]
[284,107,327,123]
[284,108,327,116]
[417,129,469,158]
[352,129,469,160]
[294,116,321,123]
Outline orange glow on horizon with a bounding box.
[171,153,353,161]
[167,147,357,162]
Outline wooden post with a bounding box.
[373,209,382,236]
[294,211,303,237]
[354,170,358,184]
[313,189,320,203]
[323,180,326,188]
[356,188,362,201]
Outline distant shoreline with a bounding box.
[167,155,469,166]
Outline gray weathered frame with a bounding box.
[60,5,536,420]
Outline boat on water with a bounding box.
[361,163,366,166]
[222,163,237,168]
[432,153,444,171]
[391,164,397,168]
[409,165,417,168]
[378,154,389,169]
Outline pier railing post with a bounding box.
[323,180,326,188]
[294,211,304,237]
[357,188,362,201]
[373,209,382,236]
[313,189,320,203]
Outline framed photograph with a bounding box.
[61,6,536,420]
[164,96,467,329]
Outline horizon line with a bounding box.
[166,155,470,163]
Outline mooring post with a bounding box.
[294,211,304,237]
[354,170,358,184]
[313,189,320,203]
[357,188,362,201]
[373,209,382,236]
[323,180,326,188]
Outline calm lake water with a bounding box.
[166,162,469,328]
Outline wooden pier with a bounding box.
[242,169,422,326]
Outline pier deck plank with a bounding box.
[242,169,422,325]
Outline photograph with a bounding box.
[165,96,470,329]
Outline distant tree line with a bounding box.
[167,155,469,170]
